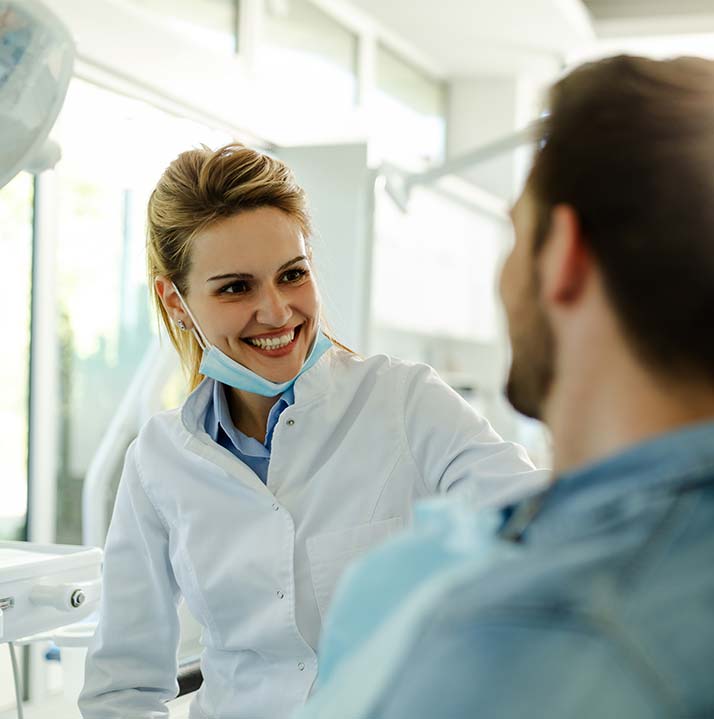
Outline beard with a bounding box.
[504,283,555,421]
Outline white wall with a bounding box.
[446,59,559,202]
[278,144,373,352]
[447,77,520,199]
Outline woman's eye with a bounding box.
[282,268,307,283]
[219,280,250,295]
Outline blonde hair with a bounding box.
[147,143,317,391]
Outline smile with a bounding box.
[242,325,302,354]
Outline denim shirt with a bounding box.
[296,420,714,719]
[205,379,294,484]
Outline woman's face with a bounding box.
[180,206,320,383]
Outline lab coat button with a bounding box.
[286,419,295,426]
[297,662,305,671]
[276,590,285,599]
[272,503,279,511]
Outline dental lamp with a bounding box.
[383,122,540,213]
[0,0,74,190]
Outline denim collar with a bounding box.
[523,420,714,543]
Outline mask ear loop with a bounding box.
[171,282,209,351]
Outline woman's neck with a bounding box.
[226,387,279,444]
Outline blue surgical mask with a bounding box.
[172,283,332,397]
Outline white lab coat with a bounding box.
[79,348,548,719]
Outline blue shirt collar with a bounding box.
[206,379,294,457]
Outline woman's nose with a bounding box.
[255,286,292,327]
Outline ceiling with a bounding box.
[583,0,714,20]
[342,0,714,76]
[342,0,594,77]
[583,0,714,36]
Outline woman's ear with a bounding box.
[155,276,191,328]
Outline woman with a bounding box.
[79,144,547,719]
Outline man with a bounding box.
[294,55,714,719]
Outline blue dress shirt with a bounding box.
[204,379,294,484]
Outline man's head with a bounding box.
[501,55,714,421]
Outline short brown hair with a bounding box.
[529,55,714,382]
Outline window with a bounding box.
[0,172,33,541]
[124,0,237,53]
[258,0,359,118]
[51,79,231,544]
[372,182,505,342]
[373,45,447,168]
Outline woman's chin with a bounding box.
[241,358,302,386]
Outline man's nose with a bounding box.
[255,285,292,327]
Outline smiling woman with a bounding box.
[163,208,321,387]
[147,146,335,443]
[146,144,317,391]
[78,143,549,719]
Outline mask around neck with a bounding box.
[199,329,332,396]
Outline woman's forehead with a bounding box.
[190,208,307,276]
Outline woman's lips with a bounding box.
[242,324,302,357]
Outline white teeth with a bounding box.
[247,329,295,350]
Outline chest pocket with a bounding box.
[306,516,404,620]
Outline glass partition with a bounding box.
[0,172,33,541]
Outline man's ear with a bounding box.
[538,204,592,307]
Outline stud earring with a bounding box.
[177,319,187,331]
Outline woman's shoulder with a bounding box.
[331,346,434,381]
[134,378,211,451]
[318,348,451,413]
[133,407,186,457]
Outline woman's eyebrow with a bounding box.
[276,255,308,272]
[206,272,252,283]
[206,256,308,283]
